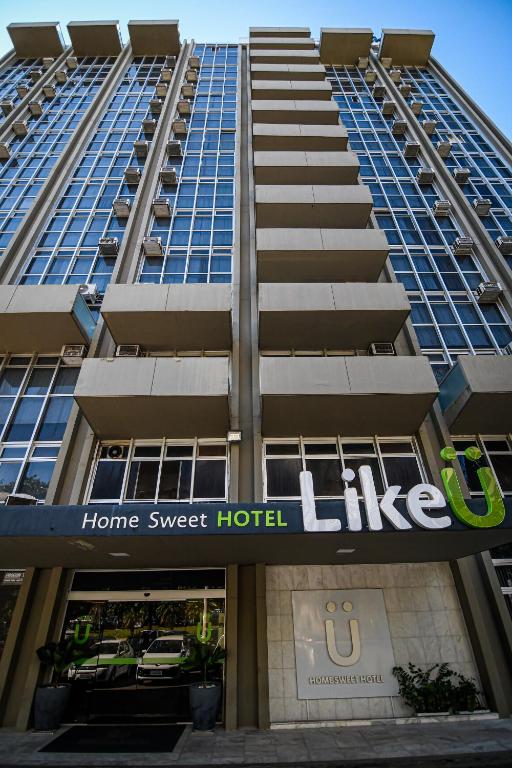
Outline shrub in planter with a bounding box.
[182,640,226,731]
[34,638,93,730]
[392,662,481,714]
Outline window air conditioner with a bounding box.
[380,57,392,69]
[371,84,385,99]
[142,236,163,256]
[357,56,369,69]
[410,101,423,115]
[150,98,163,114]
[437,141,451,158]
[403,141,420,158]
[369,342,396,356]
[182,84,195,99]
[155,82,168,98]
[16,84,29,98]
[364,70,376,83]
[390,68,402,82]
[134,140,149,157]
[382,100,396,115]
[186,69,198,84]
[4,493,38,506]
[98,237,119,255]
[432,200,452,217]
[12,121,28,137]
[160,166,177,185]
[504,342,512,356]
[116,345,142,358]
[452,237,474,256]
[476,281,503,303]
[28,100,43,116]
[0,143,10,160]
[166,140,182,157]
[453,167,470,184]
[188,55,200,69]
[422,120,437,135]
[172,119,187,136]
[42,84,56,99]
[152,198,172,218]
[124,166,141,184]
[177,99,191,116]
[30,68,43,83]
[164,56,176,68]
[472,198,491,217]
[142,118,157,135]
[161,68,172,82]
[61,343,88,361]
[42,57,54,68]
[113,198,131,218]
[391,119,407,136]
[78,283,99,303]
[1,100,13,115]
[66,56,78,70]
[416,167,435,184]
[496,236,512,255]
[107,445,125,459]
[55,70,67,84]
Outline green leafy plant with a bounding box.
[36,638,94,686]
[393,663,480,713]
[181,640,226,687]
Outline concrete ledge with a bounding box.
[380,29,435,66]
[128,20,180,56]
[249,49,321,65]
[7,22,65,58]
[251,99,339,125]
[252,80,332,101]
[250,37,316,50]
[252,124,348,152]
[67,21,123,56]
[320,28,373,65]
[251,64,327,81]
[249,27,311,38]
[255,185,373,228]
[253,151,359,185]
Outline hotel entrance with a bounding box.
[59,569,225,724]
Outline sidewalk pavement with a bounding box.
[0,717,511,767]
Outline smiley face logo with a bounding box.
[324,600,361,667]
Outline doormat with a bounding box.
[40,724,186,753]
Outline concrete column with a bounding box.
[224,564,238,730]
[236,564,269,728]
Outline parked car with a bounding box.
[136,635,186,684]
[68,639,134,683]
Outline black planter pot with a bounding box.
[189,682,222,731]
[34,684,71,731]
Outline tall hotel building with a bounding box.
[0,21,511,731]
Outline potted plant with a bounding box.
[393,662,481,715]
[182,639,226,731]
[34,637,92,730]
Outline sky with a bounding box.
[0,0,510,139]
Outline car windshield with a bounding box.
[89,642,119,655]
[146,639,182,653]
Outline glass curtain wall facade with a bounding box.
[0,58,43,107]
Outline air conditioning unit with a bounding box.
[134,140,149,157]
[372,84,385,99]
[504,342,512,356]
[188,55,200,69]
[382,100,396,115]
[124,166,141,184]
[432,200,452,217]
[410,101,423,115]
[166,139,182,157]
[416,167,435,184]
[28,100,43,116]
[164,55,176,68]
[476,281,503,303]
[172,119,187,136]
[186,69,198,83]
[391,119,407,136]
[12,121,28,137]
[4,493,38,506]
[422,119,437,135]
[98,237,119,255]
[496,235,512,255]
[78,283,99,303]
[399,83,411,97]
[452,237,474,256]
[160,67,173,82]
[107,445,125,459]
[55,70,67,84]
[42,84,56,99]
[42,57,54,68]
[66,56,78,70]
[61,343,88,361]
[0,142,10,160]
[182,84,195,99]
[403,141,420,158]
[380,57,392,69]
[390,68,402,82]
[160,166,177,184]
[142,118,157,135]
[472,198,491,217]
[113,198,131,218]
[177,99,191,116]
[437,141,451,158]
[16,84,29,98]
[30,68,43,83]
[453,167,470,184]
[369,342,396,356]
[142,236,163,256]
[1,100,13,115]
[152,198,172,218]
[357,56,369,69]
[150,98,163,114]
[116,344,142,358]
[364,69,376,83]
[155,82,168,98]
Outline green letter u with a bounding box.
[440,446,505,529]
